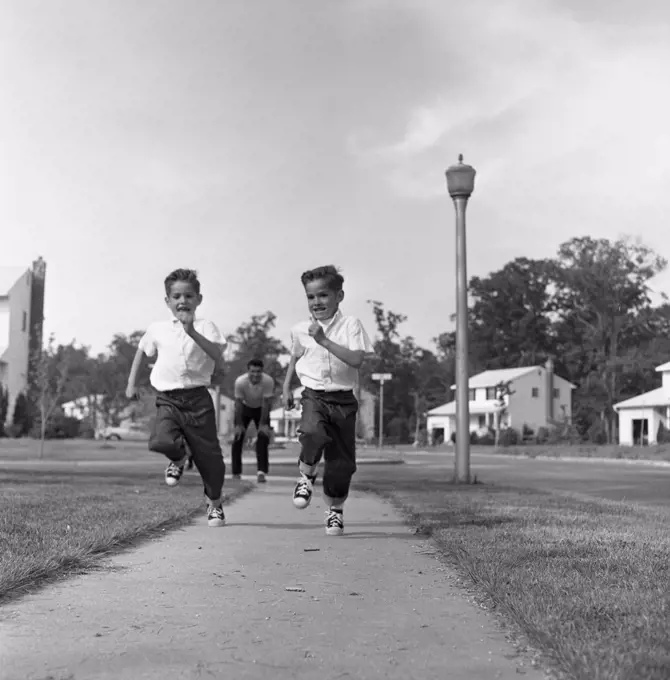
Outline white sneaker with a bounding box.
[257,471,266,483]
[292,473,316,509]
[325,508,344,536]
[207,505,226,527]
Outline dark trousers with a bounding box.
[298,388,358,504]
[231,405,270,475]
[148,386,224,502]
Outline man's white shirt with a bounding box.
[290,310,374,391]
[139,318,224,392]
[234,373,275,408]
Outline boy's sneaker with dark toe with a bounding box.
[207,505,226,527]
[325,508,344,536]
[292,473,316,509]
[165,461,185,487]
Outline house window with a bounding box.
[22,311,27,332]
[486,387,496,400]
[553,388,560,399]
[469,389,476,401]
[531,387,539,398]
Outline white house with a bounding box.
[0,258,46,426]
[426,361,575,444]
[270,385,376,442]
[613,361,670,446]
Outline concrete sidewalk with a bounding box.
[0,481,545,680]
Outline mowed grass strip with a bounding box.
[0,466,253,605]
[355,467,670,680]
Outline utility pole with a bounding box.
[371,373,392,449]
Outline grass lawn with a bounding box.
[0,463,253,605]
[355,465,670,680]
[391,442,670,463]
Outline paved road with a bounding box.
[400,450,670,508]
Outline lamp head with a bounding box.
[445,154,476,198]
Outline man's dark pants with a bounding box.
[148,386,224,502]
[231,404,270,476]
[298,388,358,505]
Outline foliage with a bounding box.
[0,386,8,437]
[11,393,33,436]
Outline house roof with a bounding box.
[449,365,577,390]
[614,387,670,410]
[449,366,538,389]
[0,266,28,296]
[427,400,501,417]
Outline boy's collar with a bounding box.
[171,313,198,324]
[317,308,342,327]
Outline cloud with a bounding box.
[348,0,670,204]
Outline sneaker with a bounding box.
[207,505,226,527]
[292,473,316,509]
[325,508,344,536]
[257,471,266,484]
[165,461,185,487]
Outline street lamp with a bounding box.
[445,154,476,483]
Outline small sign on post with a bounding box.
[371,373,393,449]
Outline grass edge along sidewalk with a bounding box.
[0,467,254,606]
[355,468,670,680]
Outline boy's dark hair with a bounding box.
[164,268,201,295]
[300,265,344,292]
[247,358,264,370]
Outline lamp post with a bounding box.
[445,154,476,483]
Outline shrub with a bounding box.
[587,420,608,445]
[469,430,479,445]
[657,421,670,444]
[535,426,550,444]
[29,411,81,440]
[499,427,520,447]
[522,424,534,440]
[478,431,495,445]
[12,393,33,436]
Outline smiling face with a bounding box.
[304,278,344,322]
[165,280,202,318]
[248,365,263,384]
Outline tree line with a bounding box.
[2,235,668,446]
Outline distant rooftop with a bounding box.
[450,366,539,389]
[0,266,29,296]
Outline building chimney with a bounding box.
[545,358,554,423]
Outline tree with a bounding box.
[31,333,71,457]
[467,257,556,371]
[552,236,667,442]
[222,312,289,399]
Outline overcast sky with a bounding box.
[2,0,670,354]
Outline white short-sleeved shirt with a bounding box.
[139,317,224,392]
[234,373,275,408]
[290,310,374,391]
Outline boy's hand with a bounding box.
[282,390,295,410]
[233,425,245,440]
[176,310,195,333]
[258,424,271,438]
[308,317,326,344]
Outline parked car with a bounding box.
[100,422,150,441]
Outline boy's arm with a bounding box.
[282,357,297,408]
[310,318,374,369]
[126,347,145,398]
[184,320,225,367]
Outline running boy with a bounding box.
[126,268,227,527]
[282,265,374,536]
